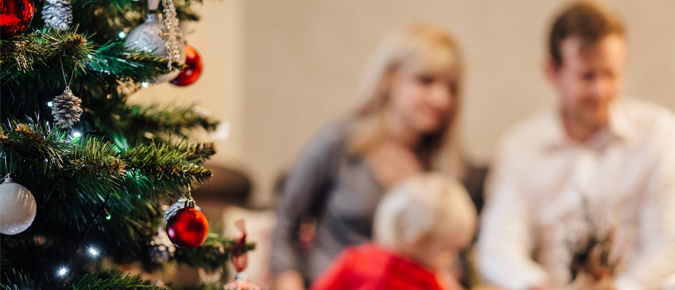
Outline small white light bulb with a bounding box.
[58,267,68,276]
[47,101,53,107]
[89,247,99,256]
[72,132,82,138]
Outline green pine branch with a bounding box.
[34,0,202,45]
[0,27,91,84]
[0,27,179,88]
[0,121,213,200]
[68,272,163,290]
[84,100,220,148]
[185,142,217,164]
[2,234,254,289]
[0,248,10,269]
[0,28,184,127]
[88,40,180,85]
[122,104,220,141]
[1,269,163,290]
[0,122,249,288]
[122,142,213,194]
[0,121,213,261]
[173,235,256,272]
[128,104,219,133]
[0,27,212,146]
[1,269,42,290]
[77,0,204,15]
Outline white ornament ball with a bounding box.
[124,13,186,83]
[0,176,37,235]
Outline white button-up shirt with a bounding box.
[477,98,675,290]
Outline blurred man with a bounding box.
[477,2,675,290]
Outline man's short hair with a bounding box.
[549,1,625,68]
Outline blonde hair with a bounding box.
[373,173,476,255]
[347,24,463,176]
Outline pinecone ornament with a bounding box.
[51,88,83,129]
[42,0,73,30]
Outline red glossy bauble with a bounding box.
[0,0,34,39]
[170,44,203,86]
[166,206,209,249]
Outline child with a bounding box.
[310,173,477,290]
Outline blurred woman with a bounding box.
[271,24,464,290]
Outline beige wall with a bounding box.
[135,0,675,207]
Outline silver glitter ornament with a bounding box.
[42,0,72,30]
[51,88,83,129]
[159,0,181,71]
[124,13,185,83]
[163,196,188,221]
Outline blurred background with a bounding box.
[130,0,675,285]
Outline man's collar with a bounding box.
[541,107,569,149]
[543,98,636,149]
[606,99,636,142]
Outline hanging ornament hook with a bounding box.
[58,56,77,89]
[164,185,195,221]
[183,184,194,208]
[3,151,8,178]
[4,147,12,178]
[59,56,67,87]
[53,57,83,129]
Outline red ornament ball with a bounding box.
[170,44,203,86]
[166,206,209,249]
[0,0,34,39]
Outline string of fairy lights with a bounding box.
[55,246,100,277]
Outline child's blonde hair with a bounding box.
[373,173,476,255]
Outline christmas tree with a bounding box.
[0,0,253,288]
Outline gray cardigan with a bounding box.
[270,121,385,282]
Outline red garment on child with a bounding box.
[310,243,446,290]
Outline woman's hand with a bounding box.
[274,271,306,290]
